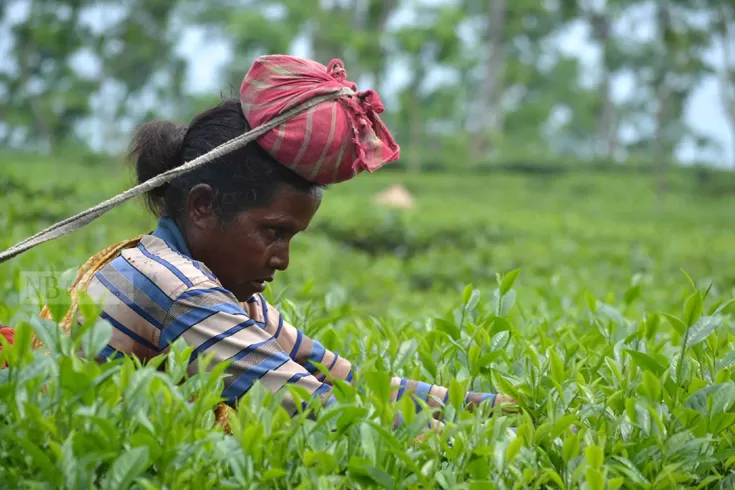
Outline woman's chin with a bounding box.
[226,281,265,301]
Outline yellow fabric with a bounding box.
[36,235,144,346]
[33,235,234,433]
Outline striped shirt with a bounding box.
[87,217,497,416]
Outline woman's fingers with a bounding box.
[493,394,519,414]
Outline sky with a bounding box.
[1,0,733,166]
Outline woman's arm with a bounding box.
[98,282,338,415]
[253,295,513,416]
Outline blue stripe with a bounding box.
[96,344,125,361]
[313,382,331,400]
[95,272,164,330]
[274,316,284,338]
[100,312,157,351]
[221,352,290,402]
[327,354,339,370]
[289,330,303,358]
[161,309,216,348]
[305,342,326,373]
[226,337,276,364]
[250,295,266,329]
[152,217,192,256]
[443,392,449,404]
[396,378,408,401]
[314,352,339,381]
[318,353,339,382]
[482,393,496,406]
[246,297,257,303]
[177,287,232,302]
[414,382,432,402]
[191,260,217,281]
[109,258,174,312]
[259,294,269,325]
[137,242,193,287]
[464,393,495,407]
[286,372,312,385]
[300,385,336,413]
[413,382,432,411]
[189,320,255,363]
[162,301,251,348]
[345,368,354,383]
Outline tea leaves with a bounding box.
[3,159,735,488]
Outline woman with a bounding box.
[20,55,513,422]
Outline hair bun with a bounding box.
[128,120,187,215]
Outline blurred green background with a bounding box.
[2,0,735,323]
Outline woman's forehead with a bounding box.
[244,185,321,224]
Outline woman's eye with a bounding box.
[267,226,286,240]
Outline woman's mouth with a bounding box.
[249,276,274,293]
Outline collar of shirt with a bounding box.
[151,217,192,258]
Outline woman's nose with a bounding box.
[268,246,290,271]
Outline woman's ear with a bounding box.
[186,183,219,232]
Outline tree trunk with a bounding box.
[716,7,735,168]
[654,83,671,200]
[16,0,52,152]
[653,2,672,201]
[408,92,422,174]
[593,12,617,159]
[370,0,398,94]
[19,42,53,153]
[472,0,505,159]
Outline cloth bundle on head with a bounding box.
[240,55,400,184]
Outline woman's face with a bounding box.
[183,183,322,301]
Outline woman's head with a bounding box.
[129,97,324,300]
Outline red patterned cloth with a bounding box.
[0,325,13,368]
[240,55,400,184]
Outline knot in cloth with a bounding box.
[240,55,400,184]
[327,59,349,83]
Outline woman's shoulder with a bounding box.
[89,234,223,306]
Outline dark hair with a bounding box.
[128,97,322,223]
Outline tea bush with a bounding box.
[2,155,735,489]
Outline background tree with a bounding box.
[0,0,731,171]
[0,0,185,153]
[623,0,713,196]
[708,0,735,168]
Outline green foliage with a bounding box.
[5,262,735,488]
[3,156,735,487]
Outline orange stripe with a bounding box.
[311,103,338,178]
[290,106,315,168]
[271,123,286,153]
[331,136,349,181]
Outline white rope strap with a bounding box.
[0,87,355,265]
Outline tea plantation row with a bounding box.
[1,155,735,489]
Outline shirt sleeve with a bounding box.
[252,295,499,416]
[160,283,335,414]
[249,294,355,383]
